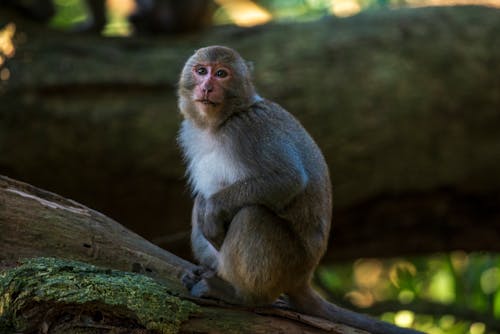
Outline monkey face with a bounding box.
[191,63,232,114]
[178,46,257,129]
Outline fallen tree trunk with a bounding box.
[0,176,194,284]
[0,175,371,333]
[1,6,500,261]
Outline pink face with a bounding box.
[192,63,231,112]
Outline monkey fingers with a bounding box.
[181,266,220,289]
[181,265,205,290]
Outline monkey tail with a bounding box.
[287,286,423,334]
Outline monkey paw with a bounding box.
[181,266,205,290]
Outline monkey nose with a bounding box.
[202,83,213,93]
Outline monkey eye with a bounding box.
[196,67,208,75]
[215,69,228,78]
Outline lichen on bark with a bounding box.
[0,257,200,333]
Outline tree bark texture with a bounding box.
[1,6,500,261]
[0,175,367,334]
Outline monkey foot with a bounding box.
[187,272,242,305]
[272,296,292,310]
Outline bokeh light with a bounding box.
[215,0,272,27]
[0,23,16,59]
[394,310,415,328]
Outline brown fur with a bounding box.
[178,46,422,334]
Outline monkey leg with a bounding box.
[217,205,313,306]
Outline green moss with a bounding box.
[0,257,199,333]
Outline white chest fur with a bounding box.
[179,122,247,197]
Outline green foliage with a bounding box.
[317,253,500,334]
[50,0,88,28]
[46,0,448,34]
[256,0,331,20]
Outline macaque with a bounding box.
[178,46,422,334]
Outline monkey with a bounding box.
[177,46,422,334]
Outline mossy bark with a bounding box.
[0,258,199,334]
[1,6,500,260]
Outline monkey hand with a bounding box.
[201,196,230,249]
[181,265,205,290]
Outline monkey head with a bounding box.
[178,46,256,129]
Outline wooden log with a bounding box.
[0,175,371,333]
[0,175,193,288]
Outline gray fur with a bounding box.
[177,46,421,334]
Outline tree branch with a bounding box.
[0,175,369,333]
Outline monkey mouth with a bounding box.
[196,99,219,106]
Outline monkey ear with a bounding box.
[245,61,255,73]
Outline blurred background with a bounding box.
[1,0,500,333]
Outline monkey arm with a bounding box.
[200,142,308,249]
[219,168,307,211]
[201,169,307,249]
[193,193,226,252]
[215,137,309,213]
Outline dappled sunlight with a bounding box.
[51,0,88,27]
[318,252,500,333]
[0,23,15,59]
[329,0,362,17]
[104,0,135,36]
[0,23,15,82]
[107,0,135,16]
[346,290,375,307]
[450,250,469,274]
[428,264,456,304]
[398,289,416,304]
[480,267,500,294]
[394,310,416,328]
[354,259,384,288]
[215,0,272,27]
[347,259,419,308]
[344,259,384,308]
[215,0,500,23]
[470,322,486,334]
[439,315,457,331]
[47,0,500,32]
[389,261,417,288]
[0,68,9,81]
